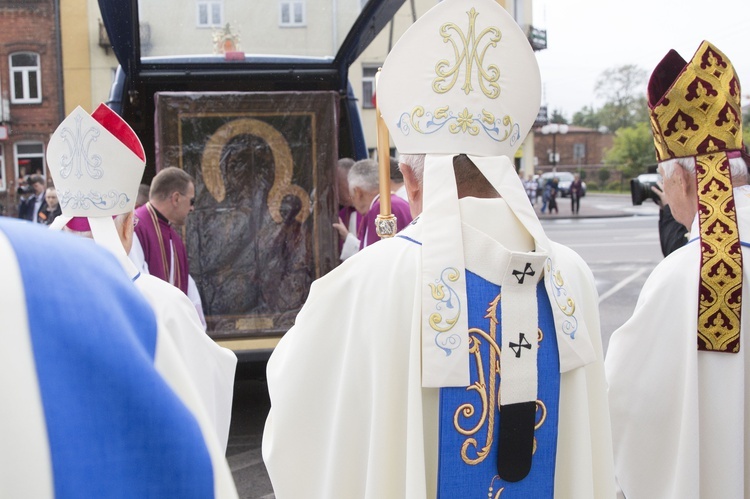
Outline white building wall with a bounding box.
[134,0,361,58]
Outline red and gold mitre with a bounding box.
[648,41,744,353]
[648,41,743,161]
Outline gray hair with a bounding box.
[660,156,748,183]
[347,159,380,192]
[337,157,355,171]
[398,154,425,184]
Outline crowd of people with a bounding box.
[523,173,585,215]
[3,0,750,497]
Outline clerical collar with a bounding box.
[148,203,170,224]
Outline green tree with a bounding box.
[594,64,648,132]
[632,95,650,124]
[572,105,601,129]
[570,65,649,132]
[550,108,568,124]
[603,122,655,179]
[597,167,611,187]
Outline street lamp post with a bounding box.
[541,123,568,173]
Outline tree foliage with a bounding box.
[593,65,648,132]
[550,108,568,124]
[572,106,601,129]
[571,65,648,133]
[603,122,655,179]
[597,167,611,185]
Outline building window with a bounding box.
[9,52,41,104]
[280,0,305,27]
[197,0,223,27]
[362,65,380,109]
[15,142,45,180]
[573,143,586,161]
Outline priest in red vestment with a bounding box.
[130,167,195,296]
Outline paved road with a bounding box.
[226,193,666,498]
[227,364,275,499]
[542,213,663,353]
[536,191,659,220]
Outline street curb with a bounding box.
[537,213,634,220]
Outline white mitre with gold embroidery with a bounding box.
[47,104,146,278]
[378,0,596,388]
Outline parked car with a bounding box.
[539,172,586,197]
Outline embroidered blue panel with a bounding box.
[437,269,560,498]
[1,219,215,498]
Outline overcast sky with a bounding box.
[532,0,749,120]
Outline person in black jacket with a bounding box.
[38,187,62,225]
[651,182,688,257]
[17,174,47,223]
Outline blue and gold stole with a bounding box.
[437,270,560,498]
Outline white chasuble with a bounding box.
[263,197,614,498]
[606,186,750,499]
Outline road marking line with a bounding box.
[598,267,649,304]
[568,241,658,248]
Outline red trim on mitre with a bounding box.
[65,215,118,232]
[647,49,687,109]
[66,217,91,231]
[91,103,145,161]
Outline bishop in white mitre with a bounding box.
[262,1,615,498]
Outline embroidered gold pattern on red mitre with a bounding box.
[649,41,743,353]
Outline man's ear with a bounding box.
[117,212,135,254]
[400,163,423,218]
[676,164,692,195]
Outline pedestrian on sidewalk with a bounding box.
[548,177,559,214]
[525,174,538,205]
[570,174,583,215]
[541,179,550,213]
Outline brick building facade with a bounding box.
[533,125,618,183]
[0,0,63,216]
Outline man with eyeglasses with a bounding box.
[130,166,206,327]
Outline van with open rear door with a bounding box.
[98,0,406,361]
